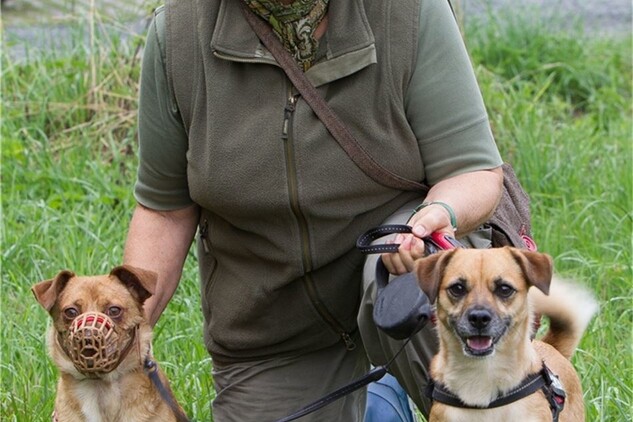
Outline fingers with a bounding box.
[380,202,456,275]
[381,234,426,275]
[409,205,455,239]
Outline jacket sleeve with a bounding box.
[405,0,502,185]
[134,6,193,211]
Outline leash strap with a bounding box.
[144,358,191,422]
[275,366,387,422]
[275,336,413,422]
[239,3,429,194]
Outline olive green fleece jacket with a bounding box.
[135,0,502,363]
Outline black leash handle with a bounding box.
[356,224,413,254]
[356,224,464,256]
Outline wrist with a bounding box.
[412,201,457,231]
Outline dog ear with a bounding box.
[509,248,553,295]
[414,249,456,303]
[31,270,75,312]
[110,265,157,304]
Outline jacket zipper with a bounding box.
[282,89,356,351]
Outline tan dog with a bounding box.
[32,265,188,422]
[415,247,597,422]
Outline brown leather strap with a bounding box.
[240,3,429,194]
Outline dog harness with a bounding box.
[425,362,566,421]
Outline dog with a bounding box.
[32,265,189,422]
[415,247,597,422]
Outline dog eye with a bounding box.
[63,307,79,320]
[494,284,516,299]
[106,306,122,318]
[447,282,467,298]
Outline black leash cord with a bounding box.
[144,358,191,422]
[274,337,413,422]
[274,366,387,422]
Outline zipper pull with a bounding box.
[199,219,210,254]
[341,332,356,351]
[282,95,297,140]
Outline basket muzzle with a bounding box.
[61,312,135,375]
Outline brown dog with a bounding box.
[415,247,597,422]
[32,265,189,422]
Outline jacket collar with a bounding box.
[210,0,377,87]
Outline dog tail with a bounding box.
[529,276,598,359]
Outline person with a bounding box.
[123,0,504,420]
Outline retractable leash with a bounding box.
[275,225,463,422]
[357,225,464,340]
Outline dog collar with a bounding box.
[426,362,566,421]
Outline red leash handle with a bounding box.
[429,232,462,250]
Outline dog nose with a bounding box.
[468,309,492,329]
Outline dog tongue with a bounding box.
[467,336,493,350]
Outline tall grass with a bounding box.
[462,7,632,421]
[2,7,214,421]
[2,4,631,422]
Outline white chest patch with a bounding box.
[74,381,120,422]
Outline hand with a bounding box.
[381,202,455,275]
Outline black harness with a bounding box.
[425,362,566,421]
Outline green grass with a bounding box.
[462,8,632,422]
[2,5,631,422]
